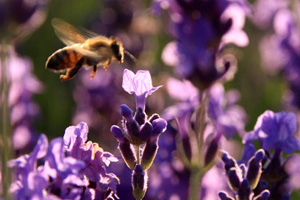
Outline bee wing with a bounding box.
[52,18,92,46]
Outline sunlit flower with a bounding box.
[122,69,162,111]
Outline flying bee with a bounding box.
[46,18,135,81]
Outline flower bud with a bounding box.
[119,138,136,170]
[121,104,134,121]
[141,139,158,170]
[237,179,251,200]
[126,120,141,144]
[204,136,219,167]
[139,122,152,142]
[246,149,264,189]
[221,151,238,171]
[255,189,270,200]
[151,118,167,140]
[227,168,241,192]
[218,191,235,200]
[110,125,125,143]
[132,164,148,200]
[134,107,146,125]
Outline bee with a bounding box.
[46,18,134,81]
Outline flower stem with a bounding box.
[136,145,140,164]
[188,168,203,200]
[188,90,208,200]
[1,41,11,199]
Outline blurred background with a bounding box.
[17,0,284,147]
[3,0,298,199]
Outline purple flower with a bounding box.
[122,69,162,111]
[159,0,249,88]
[244,110,300,153]
[63,122,120,197]
[2,47,43,152]
[220,150,270,200]
[7,134,49,199]
[8,122,120,200]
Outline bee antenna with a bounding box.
[124,50,139,66]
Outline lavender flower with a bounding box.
[244,110,300,153]
[8,122,119,200]
[157,0,249,88]
[111,69,167,199]
[241,110,300,199]
[220,149,270,200]
[122,69,162,111]
[2,47,43,153]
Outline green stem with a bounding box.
[1,41,11,199]
[136,145,140,164]
[188,168,203,200]
[188,90,208,200]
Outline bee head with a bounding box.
[111,39,124,63]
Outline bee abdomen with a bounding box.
[46,47,83,72]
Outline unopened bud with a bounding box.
[227,168,241,192]
[218,191,234,200]
[121,104,134,121]
[141,139,158,170]
[139,122,152,142]
[246,149,264,189]
[204,137,219,167]
[110,125,125,143]
[132,164,148,200]
[237,179,251,200]
[134,107,146,125]
[119,138,136,170]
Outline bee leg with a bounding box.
[60,57,84,81]
[103,59,111,71]
[89,65,97,80]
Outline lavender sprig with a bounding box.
[111,69,167,200]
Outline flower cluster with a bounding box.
[220,149,270,200]
[111,69,167,199]
[2,47,43,153]
[8,122,119,200]
[220,110,300,200]
[156,0,249,88]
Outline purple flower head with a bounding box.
[2,47,43,152]
[8,123,120,200]
[220,150,269,200]
[62,122,120,196]
[8,134,50,199]
[160,0,249,88]
[244,110,300,153]
[112,104,167,146]
[122,69,162,111]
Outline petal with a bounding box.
[135,70,153,96]
[281,137,300,153]
[122,69,135,94]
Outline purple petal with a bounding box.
[63,122,89,149]
[122,69,136,94]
